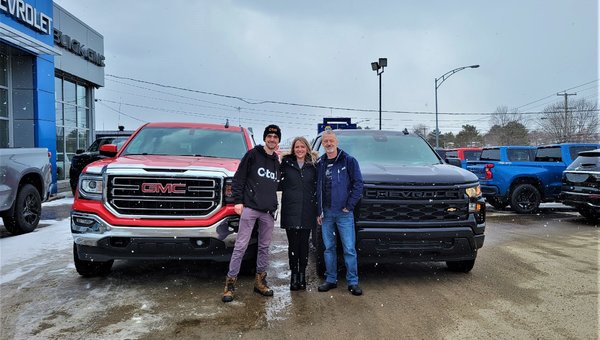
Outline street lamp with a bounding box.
[371,58,387,130]
[434,64,480,147]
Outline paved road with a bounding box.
[1,199,598,339]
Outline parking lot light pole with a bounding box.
[435,64,480,147]
[371,58,387,130]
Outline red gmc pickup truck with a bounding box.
[71,122,256,276]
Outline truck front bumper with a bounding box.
[355,215,485,263]
[357,227,484,263]
[71,211,255,262]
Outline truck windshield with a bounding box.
[121,127,248,159]
[334,134,441,166]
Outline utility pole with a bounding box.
[557,92,576,142]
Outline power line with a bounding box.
[96,99,318,128]
[97,101,147,123]
[514,79,598,110]
[106,74,598,118]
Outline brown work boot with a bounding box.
[222,276,236,302]
[253,272,274,296]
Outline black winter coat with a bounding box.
[232,145,280,213]
[279,154,317,230]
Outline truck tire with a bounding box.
[446,259,475,273]
[487,197,509,210]
[510,184,541,214]
[2,184,41,234]
[73,243,113,277]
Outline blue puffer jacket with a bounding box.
[316,148,363,216]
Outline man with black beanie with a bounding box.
[222,124,282,303]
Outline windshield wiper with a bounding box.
[192,154,218,158]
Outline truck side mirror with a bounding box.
[75,149,84,154]
[99,144,118,157]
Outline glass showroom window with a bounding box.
[55,76,91,180]
[0,47,9,148]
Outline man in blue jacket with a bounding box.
[316,129,364,296]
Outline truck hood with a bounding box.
[361,162,479,185]
[85,155,241,174]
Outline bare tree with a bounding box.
[490,105,524,127]
[537,98,599,143]
[412,124,429,137]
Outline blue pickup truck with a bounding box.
[467,143,599,213]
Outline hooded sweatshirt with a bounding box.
[232,145,280,213]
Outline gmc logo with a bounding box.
[141,183,186,194]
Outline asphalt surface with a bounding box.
[0,201,598,339]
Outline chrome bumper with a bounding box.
[71,211,241,248]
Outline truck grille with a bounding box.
[359,185,468,222]
[106,175,221,217]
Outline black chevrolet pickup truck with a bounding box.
[312,129,486,273]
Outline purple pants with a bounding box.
[227,207,275,278]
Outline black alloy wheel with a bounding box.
[2,184,41,234]
[510,184,541,214]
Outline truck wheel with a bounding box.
[73,243,113,277]
[2,184,41,234]
[487,197,509,210]
[510,184,541,214]
[577,208,599,222]
[446,259,475,273]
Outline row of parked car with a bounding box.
[68,133,599,222]
[435,144,600,221]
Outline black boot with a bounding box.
[290,272,300,291]
[298,271,306,290]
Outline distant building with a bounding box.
[1,1,105,192]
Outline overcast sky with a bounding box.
[54,0,598,145]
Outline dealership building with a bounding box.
[1,0,104,192]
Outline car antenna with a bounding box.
[403,128,409,135]
[224,119,229,128]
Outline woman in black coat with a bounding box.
[279,136,317,291]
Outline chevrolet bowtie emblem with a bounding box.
[447,207,457,212]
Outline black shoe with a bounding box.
[298,272,306,290]
[318,282,337,292]
[348,284,363,296]
[290,273,300,291]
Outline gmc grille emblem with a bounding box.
[141,183,186,194]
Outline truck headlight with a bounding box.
[79,175,104,200]
[465,184,484,213]
[465,185,481,198]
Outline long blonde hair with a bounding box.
[291,136,316,164]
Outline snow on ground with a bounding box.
[43,195,74,207]
[0,197,73,285]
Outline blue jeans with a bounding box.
[321,208,358,285]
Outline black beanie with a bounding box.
[263,124,281,141]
